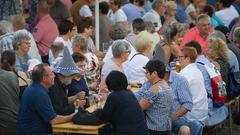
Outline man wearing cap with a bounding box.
[48,46,86,115]
[17,64,76,135]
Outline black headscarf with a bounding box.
[105,71,128,91]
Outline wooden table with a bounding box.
[131,87,139,93]
[52,122,106,134]
[52,104,106,134]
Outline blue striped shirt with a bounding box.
[0,32,14,54]
[168,71,193,115]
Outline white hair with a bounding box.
[0,20,13,35]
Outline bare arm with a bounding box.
[170,107,189,121]
[139,98,152,110]
[50,112,76,125]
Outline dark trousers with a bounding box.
[149,130,170,135]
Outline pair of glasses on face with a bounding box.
[124,50,131,54]
[178,55,187,60]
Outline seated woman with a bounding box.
[124,33,152,84]
[179,47,208,123]
[1,50,31,98]
[135,60,174,135]
[13,31,31,71]
[100,39,131,92]
[206,37,230,83]
[98,71,149,135]
[71,34,100,91]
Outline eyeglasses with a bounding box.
[124,50,131,54]
[178,55,186,59]
[22,41,31,45]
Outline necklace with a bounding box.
[152,79,162,86]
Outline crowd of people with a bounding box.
[1,0,240,135]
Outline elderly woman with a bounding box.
[206,37,230,83]
[13,31,31,71]
[103,22,136,63]
[179,47,208,123]
[135,60,174,135]
[124,33,152,84]
[1,50,31,98]
[98,71,149,135]
[100,39,131,92]
[72,34,100,90]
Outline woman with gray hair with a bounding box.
[13,31,31,71]
[72,34,100,90]
[100,39,131,92]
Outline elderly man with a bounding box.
[32,0,58,64]
[48,46,86,115]
[17,64,76,134]
[142,0,166,32]
[181,14,214,53]
[0,66,19,135]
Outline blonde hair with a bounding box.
[134,33,152,53]
[166,1,176,10]
[207,38,229,62]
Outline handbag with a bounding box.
[16,71,31,99]
[72,108,104,125]
[227,72,240,99]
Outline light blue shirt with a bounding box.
[228,49,239,72]
[122,3,143,23]
[15,52,31,71]
[176,3,188,23]
[196,55,229,126]
[196,55,213,96]
[167,71,193,115]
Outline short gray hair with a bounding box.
[145,21,155,33]
[13,31,31,50]
[208,30,227,43]
[196,14,210,25]
[71,34,88,52]
[152,0,166,10]
[109,22,128,40]
[8,15,26,30]
[0,20,13,35]
[233,27,240,43]
[112,40,131,58]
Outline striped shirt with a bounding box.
[0,32,14,54]
[168,71,193,115]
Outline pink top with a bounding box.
[181,27,214,53]
[32,14,59,56]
